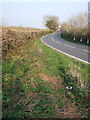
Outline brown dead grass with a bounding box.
[2,26,51,57]
[58,103,81,118]
[39,73,81,118]
[39,73,63,89]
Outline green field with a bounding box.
[2,36,89,118]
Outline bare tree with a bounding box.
[61,11,88,42]
[69,12,88,29]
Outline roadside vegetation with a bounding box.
[2,27,89,119]
[61,33,90,46]
[61,11,90,45]
[43,15,60,31]
[2,27,51,57]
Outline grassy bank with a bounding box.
[61,33,90,46]
[2,35,89,118]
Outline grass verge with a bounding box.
[61,34,90,46]
[2,35,89,119]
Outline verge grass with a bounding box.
[2,35,89,118]
[61,33,90,46]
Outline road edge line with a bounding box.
[41,33,90,64]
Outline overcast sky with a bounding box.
[1,1,89,28]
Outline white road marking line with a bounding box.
[83,50,90,52]
[52,36,61,44]
[64,44,75,48]
[41,34,90,64]
[55,41,61,44]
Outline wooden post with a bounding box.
[73,37,75,41]
[80,38,82,42]
[87,39,89,44]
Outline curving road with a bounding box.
[41,32,90,64]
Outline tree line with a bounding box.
[44,11,89,43]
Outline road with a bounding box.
[41,32,90,64]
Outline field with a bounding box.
[2,27,89,119]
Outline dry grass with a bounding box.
[1,26,51,57]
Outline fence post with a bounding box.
[80,38,82,42]
[73,37,75,41]
[87,39,89,44]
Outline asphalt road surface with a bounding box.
[41,32,90,64]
